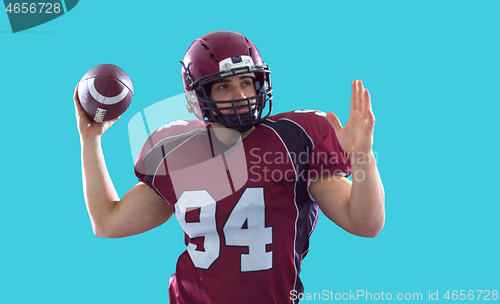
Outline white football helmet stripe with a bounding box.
[88,78,128,105]
[219,55,256,78]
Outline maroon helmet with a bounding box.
[181,31,273,132]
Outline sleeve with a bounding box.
[133,119,207,195]
[133,128,171,195]
[306,112,351,180]
[133,133,158,187]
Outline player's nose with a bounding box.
[232,86,247,100]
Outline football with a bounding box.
[78,64,134,123]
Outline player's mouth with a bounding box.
[234,106,250,114]
[229,103,255,115]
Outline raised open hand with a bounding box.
[326,80,375,155]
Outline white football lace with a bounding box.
[94,108,106,123]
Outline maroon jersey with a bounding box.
[134,110,351,304]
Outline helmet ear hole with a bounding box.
[254,80,261,91]
[185,91,203,120]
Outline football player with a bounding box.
[74,30,384,304]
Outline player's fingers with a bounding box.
[357,80,364,103]
[364,89,375,120]
[357,80,364,92]
[355,80,364,111]
[73,83,80,103]
[366,107,376,129]
[363,88,371,111]
[357,81,368,112]
[351,80,357,111]
[360,87,370,113]
[326,111,342,133]
[105,115,121,128]
[356,81,363,111]
[101,116,119,133]
[73,83,93,128]
[74,83,85,114]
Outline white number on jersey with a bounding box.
[175,187,273,271]
[223,188,273,272]
[175,190,220,269]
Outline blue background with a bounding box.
[1,0,499,302]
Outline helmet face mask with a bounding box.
[181,31,273,132]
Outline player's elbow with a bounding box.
[351,214,384,238]
[94,231,107,238]
[88,210,124,238]
[362,227,383,238]
[90,220,115,238]
[93,224,127,238]
[92,224,110,238]
[93,227,122,238]
[356,227,382,238]
[360,218,385,238]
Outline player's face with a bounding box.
[210,75,257,115]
